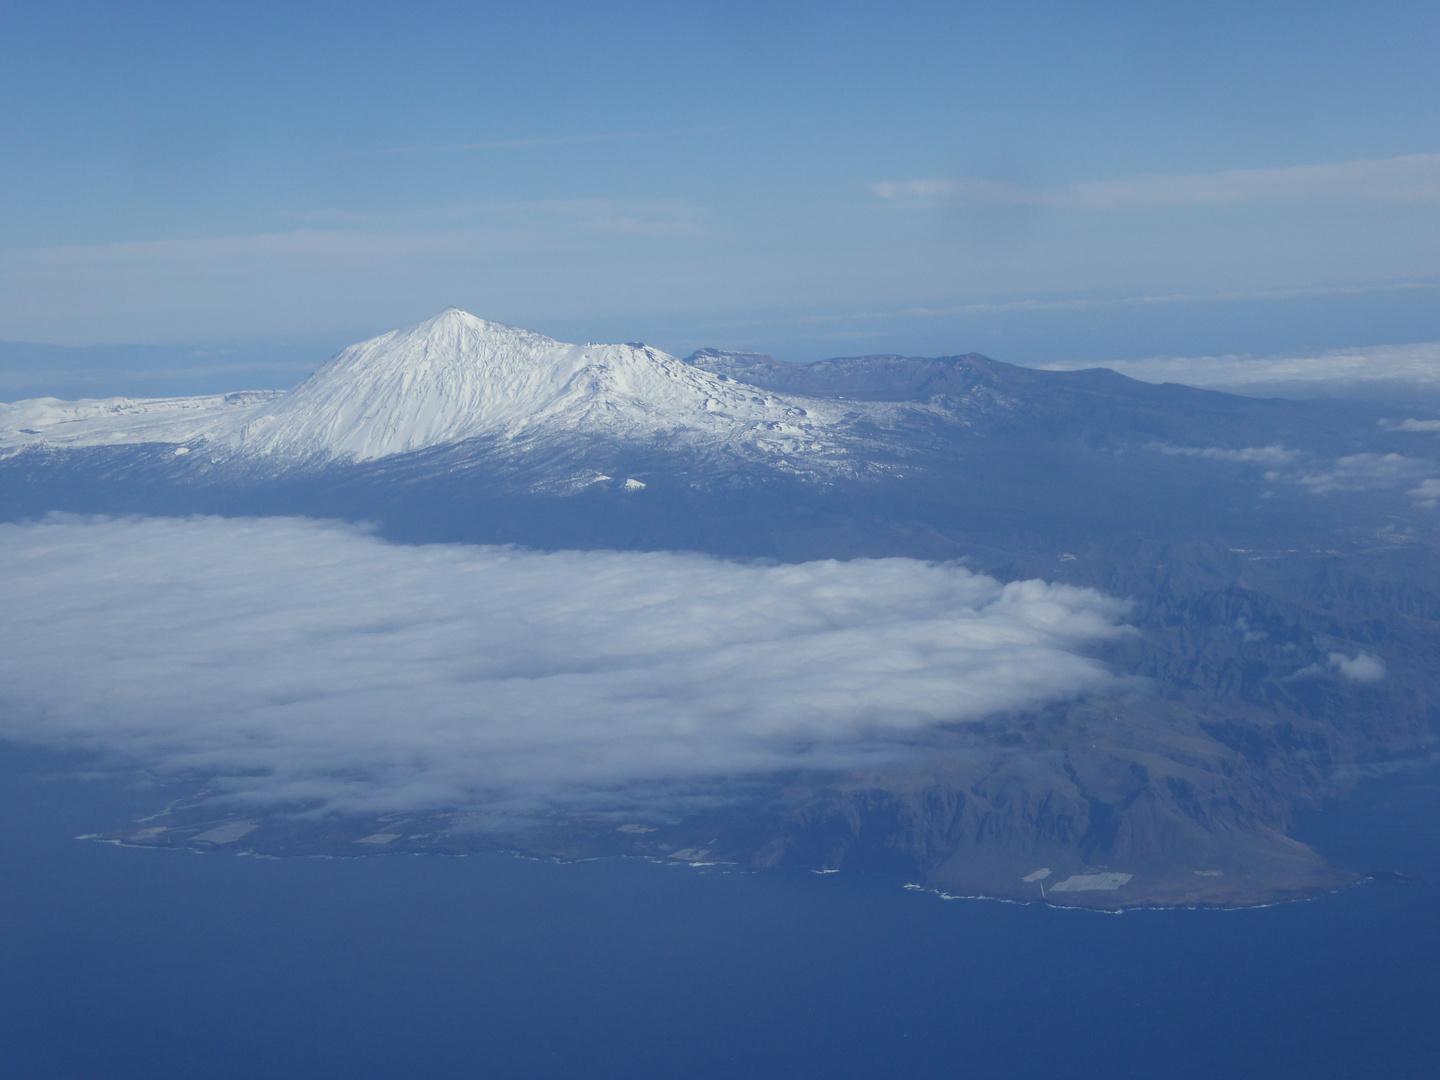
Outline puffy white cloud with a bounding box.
[1292,453,1435,494]
[1328,652,1387,683]
[0,516,1129,816]
[1295,651,1388,683]
[1410,478,1440,506]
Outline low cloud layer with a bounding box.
[1291,453,1436,495]
[0,516,1128,816]
[1381,418,1440,433]
[1152,443,1440,504]
[1038,341,1440,396]
[1155,444,1300,467]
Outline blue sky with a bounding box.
[4,0,1440,370]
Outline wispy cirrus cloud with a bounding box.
[2,205,705,275]
[331,126,730,159]
[1153,444,1300,467]
[692,281,1440,342]
[306,197,705,237]
[0,516,1129,817]
[873,153,1440,210]
[0,199,707,336]
[2,199,705,272]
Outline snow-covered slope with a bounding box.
[0,392,279,456]
[1,310,844,471]
[232,309,831,461]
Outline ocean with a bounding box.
[1,746,1436,1080]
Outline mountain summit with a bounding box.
[229,308,827,461]
[0,310,834,466]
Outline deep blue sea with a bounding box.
[2,747,1437,1080]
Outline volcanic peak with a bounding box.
[228,309,819,462]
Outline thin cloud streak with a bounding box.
[693,281,1440,336]
[331,126,731,159]
[0,516,1130,817]
[874,153,1440,210]
[0,200,707,272]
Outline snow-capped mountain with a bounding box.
[0,310,842,470]
[5,308,1438,912]
[233,309,846,462]
[2,307,1410,503]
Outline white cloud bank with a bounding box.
[873,153,1440,210]
[0,516,1129,816]
[1037,341,1440,395]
